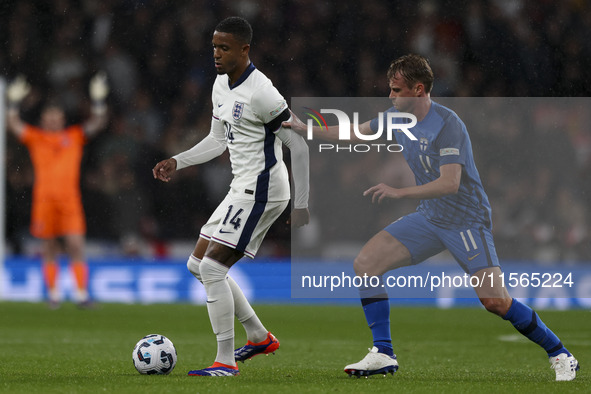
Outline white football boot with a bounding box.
[344,346,398,377]
[550,353,579,381]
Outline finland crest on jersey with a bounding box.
[211,63,290,202]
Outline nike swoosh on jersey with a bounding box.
[467,253,481,261]
[219,229,234,234]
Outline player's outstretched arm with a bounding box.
[154,120,227,183]
[152,158,177,182]
[281,110,307,133]
[364,163,461,203]
[282,110,372,143]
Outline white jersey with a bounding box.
[211,63,290,202]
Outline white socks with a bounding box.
[226,275,268,343]
[187,255,202,280]
[199,257,235,365]
[188,255,269,364]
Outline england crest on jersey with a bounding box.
[232,101,245,121]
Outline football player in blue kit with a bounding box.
[285,54,578,381]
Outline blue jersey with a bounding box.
[370,101,492,229]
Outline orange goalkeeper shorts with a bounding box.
[30,196,86,239]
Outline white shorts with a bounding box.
[200,193,289,258]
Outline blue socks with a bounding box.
[360,277,394,357]
[361,291,568,358]
[503,298,570,357]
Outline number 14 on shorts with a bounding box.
[222,205,244,231]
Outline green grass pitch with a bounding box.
[0,302,588,393]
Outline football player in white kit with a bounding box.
[153,16,309,376]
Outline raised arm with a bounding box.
[83,72,109,137]
[5,75,31,139]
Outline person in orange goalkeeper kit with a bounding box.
[6,73,109,308]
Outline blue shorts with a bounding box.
[384,212,500,275]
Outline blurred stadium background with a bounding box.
[1,0,590,306]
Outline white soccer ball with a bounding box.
[132,334,177,375]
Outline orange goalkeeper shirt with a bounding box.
[20,124,86,201]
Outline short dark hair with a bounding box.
[387,54,434,93]
[215,16,253,45]
[41,99,64,113]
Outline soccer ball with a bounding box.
[132,334,177,375]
